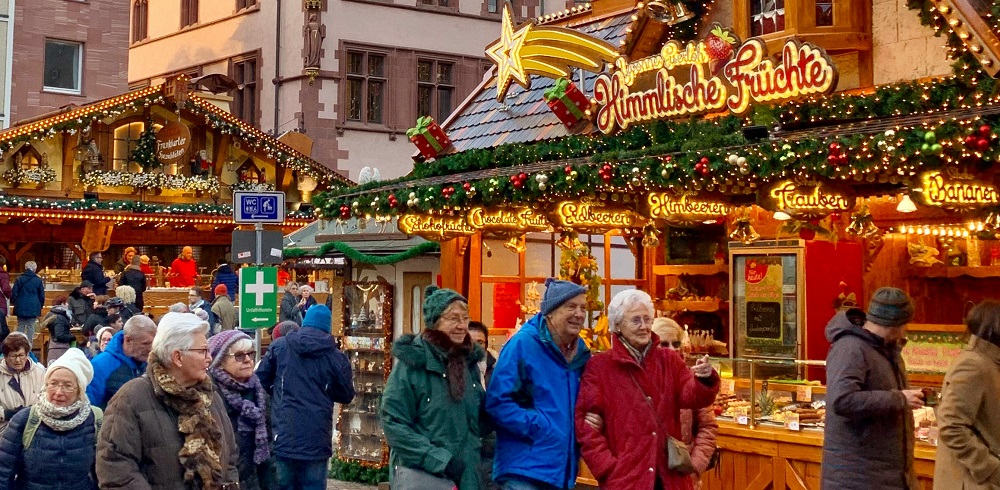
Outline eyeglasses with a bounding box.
[660,340,683,349]
[439,315,470,325]
[46,382,76,393]
[228,351,255,362]
[7,353,27,360]
[626,316,654,328]
[186,347,210,356]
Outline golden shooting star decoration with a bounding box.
[485,2,619,102]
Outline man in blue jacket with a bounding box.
[86,315,156,409]
[11,261,44,342]
[257,304,354,490]
[486,278,592,490]
[210,259,239,301]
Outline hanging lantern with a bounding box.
[729,213,759,245]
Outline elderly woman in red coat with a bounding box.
[575,290,720,490]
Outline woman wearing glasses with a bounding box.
[651,318,719,489]
[0,348,100,489]
[381,286,487,489]
[575,290,720,490]
[0,333,46,430]
[209,330,273,490]
[96,312,240,489]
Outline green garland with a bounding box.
[285,241,440,265]
[0,195,316,220]
[328,458,388,485]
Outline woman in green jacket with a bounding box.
[381,286,487,490]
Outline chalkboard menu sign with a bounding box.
[746,301,782,339]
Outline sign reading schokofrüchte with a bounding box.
[593,24,838,134]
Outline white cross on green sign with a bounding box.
[239,267,278,329]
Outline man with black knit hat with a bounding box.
[256,304,354,489]
[487,277,591,490]
[822,286,925,490]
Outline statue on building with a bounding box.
[304,13,325,69]
[76,126,104,174]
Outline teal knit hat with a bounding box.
[423,286,467,329]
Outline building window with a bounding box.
[237,0,257,9]
[181,0,199,28]
[750,0,785,36]
[815,1,833,26]
[43,39,82,94]
[112,121,145,171]
[420,0,449,6]
[345,50,385,124]
[232,55,259,124]
[14,145,44,169]
[417,59,454,122]
[487,0,498,12]
[132,0,148,43]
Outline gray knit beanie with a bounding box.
[867,287,915,328]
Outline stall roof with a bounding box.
[286,218,430,255]
[438,11,633,155]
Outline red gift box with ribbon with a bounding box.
[407,116,452,160]
[544,78,590,128]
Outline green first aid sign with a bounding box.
[239,267,278,329]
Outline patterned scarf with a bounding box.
[34,392,92,431]
[422,329,474,401]
[149,358,224,490]
[618,334,652,364]
[209,367,270,464]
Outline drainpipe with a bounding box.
[272,0,282,134]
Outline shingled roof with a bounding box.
[441,11,633,154]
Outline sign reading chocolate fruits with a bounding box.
[155,122,192,165]
[593,24,838,133]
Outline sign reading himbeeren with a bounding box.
[593,24,838,133]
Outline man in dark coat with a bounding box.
[68,281,95,327]
[81,251,111,295]
[11,261,45,343]
[210,259,239,301]
[118,255,147,310]
[821,287,926,490]
[278,282,301,325]
[256,305,354,489]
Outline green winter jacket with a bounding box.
[381,333,487,490]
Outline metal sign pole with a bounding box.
[254,222,263,365]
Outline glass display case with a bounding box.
[337,281,393,465]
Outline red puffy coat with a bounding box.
[575,334,720,490]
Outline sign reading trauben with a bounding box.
[593,24,837,133]
[647,193,731,221]
[768,181,855,216]
[920,171,1000,208]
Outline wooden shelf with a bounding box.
[653,263,729,276]
[655,298,724,312]
[908,323,966,333]
[907,265,1000,278]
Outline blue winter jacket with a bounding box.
[256,327,355,461]
[211,264,239,301]
[485,313,591,489]
[0,406,99,490]
[10,270,45,318]
[86,332,145,409]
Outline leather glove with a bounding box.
[443,456,465,484]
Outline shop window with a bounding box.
[816,1,834,27]
[236,159,265,184]
[344,50,385,125]
[750,0,785,37]
[132,0,148,43]
[43,39,82,94]
[417,59,455,122]
[231,55,259,124]
[181,0,198,28]
[112,121,145,172]
[13,145,44,169]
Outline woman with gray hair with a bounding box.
[97,312,240,489]
[575,289,720,490]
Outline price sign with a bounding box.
[721,379,735,395]
[796,385,813,402]
[784,412,800,431]
[735,406,749,426]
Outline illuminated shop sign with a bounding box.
[398,214,476,239]
[550,201,645,230]
[593,24,837,134]
[646,192,731,222]
[466,207,550,233]
[919,171,999,209]
[767,181,855,216]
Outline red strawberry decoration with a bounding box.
[706,26,736,60]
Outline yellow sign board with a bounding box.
[398,214,476,240]
[646,193,731,222]
[767,181,855,217]
[550,201,645,230]
[919,171,1000,209]
[467,207,550,233]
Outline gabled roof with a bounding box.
[441,11,633,154]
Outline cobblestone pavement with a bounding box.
[326,479,379,490]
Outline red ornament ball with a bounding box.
[829,142,841,154]
[966,135,979,147]
[979,124,992,137]
[977,138,991,152]
[565,165,574,174]
[799,228,816,240]
[462,182,471,191]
